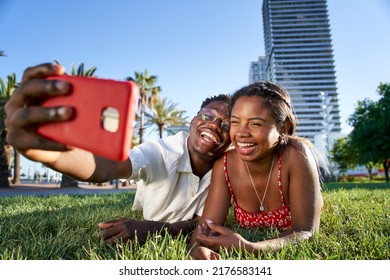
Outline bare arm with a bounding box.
[189,156,231,259]
[4,63,132,182]
[247,141,323,251]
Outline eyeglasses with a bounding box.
[197,108,230,132]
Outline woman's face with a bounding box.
[230,96,280,161]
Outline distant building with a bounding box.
[255,0,342,145]
[249,56,267,83]
[165,126,189,136]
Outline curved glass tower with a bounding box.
[261,0,341,144]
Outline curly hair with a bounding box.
[200,94,231,110]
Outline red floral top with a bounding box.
[224,152,292,229]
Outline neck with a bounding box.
[246,152,275,172]
[190,155,214,178]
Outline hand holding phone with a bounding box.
[37,75,139,161]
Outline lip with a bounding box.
[235,141,257,155]
[199,128,222,146]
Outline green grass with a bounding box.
[0,183,389,260]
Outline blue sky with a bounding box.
[1,0,389,175]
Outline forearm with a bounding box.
[246,230,313,253]
[167,219,198,236]
[45,149,131,183]
[44,149,97,181]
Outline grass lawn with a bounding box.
[0,182,388,260]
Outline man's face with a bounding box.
[188,100,231,161]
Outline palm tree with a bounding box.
[126,70,161,143]
[144,96,188,138]
[0,73,18,187]
[55,62,97,188]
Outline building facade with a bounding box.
[258,0,342,148]
[249,56,267,84]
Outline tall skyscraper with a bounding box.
[258,0,342,149]
[249,56,267,84]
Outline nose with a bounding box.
[233,123,249,137]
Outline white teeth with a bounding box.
[237,142,255,148]
[201,131,219,144]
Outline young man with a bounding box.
[5,63,232,245]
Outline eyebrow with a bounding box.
[231,115,268,122]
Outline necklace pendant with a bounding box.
[259,205,264,211]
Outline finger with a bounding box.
[210,252,221,260]
[6,79,71,112]
[102,235,122,246]
[97,222,113,230]
[196,234,218,244]
[196,236,221,251]
[6,129,69,152]
[21,63,65,83]
[205,220,228,235]
[6,106,73,129]
[100,226,121,241]
[102,231,132,246]
[98,218,128,228]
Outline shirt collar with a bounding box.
[177,132,192,172]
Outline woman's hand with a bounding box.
[190,246,221,260]
[196,219,250,252]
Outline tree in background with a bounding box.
[331,137,358,180]
[347,82,390,182]
[126,70,161,144]
[144,96,188,138]
[0,73,18,187]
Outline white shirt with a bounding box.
[129,131,211,222]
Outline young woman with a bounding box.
[190,81,324,260]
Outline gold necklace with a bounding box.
[245,155,275,212]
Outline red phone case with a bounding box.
[38,75,139,161]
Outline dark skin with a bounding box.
[98,218,199,246]
[5,63,231,246]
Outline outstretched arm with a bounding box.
[5,63,132,182]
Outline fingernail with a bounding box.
[51,63,65,74]
[55,81,69,91]
[205,219,213,224]
[57,107,68,117]
[50,107,71,119]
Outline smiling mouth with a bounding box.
[200,131,220,145]
[236,142,256,150]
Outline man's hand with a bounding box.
[4,63,73,163]
[98,218,198,246]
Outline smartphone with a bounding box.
[37,75,139,161]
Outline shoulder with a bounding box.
[214,149,236,166]
[161,131,188,148]
[284,138,319,171]
[138,131,187,155]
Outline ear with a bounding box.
[278,125,287,137]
